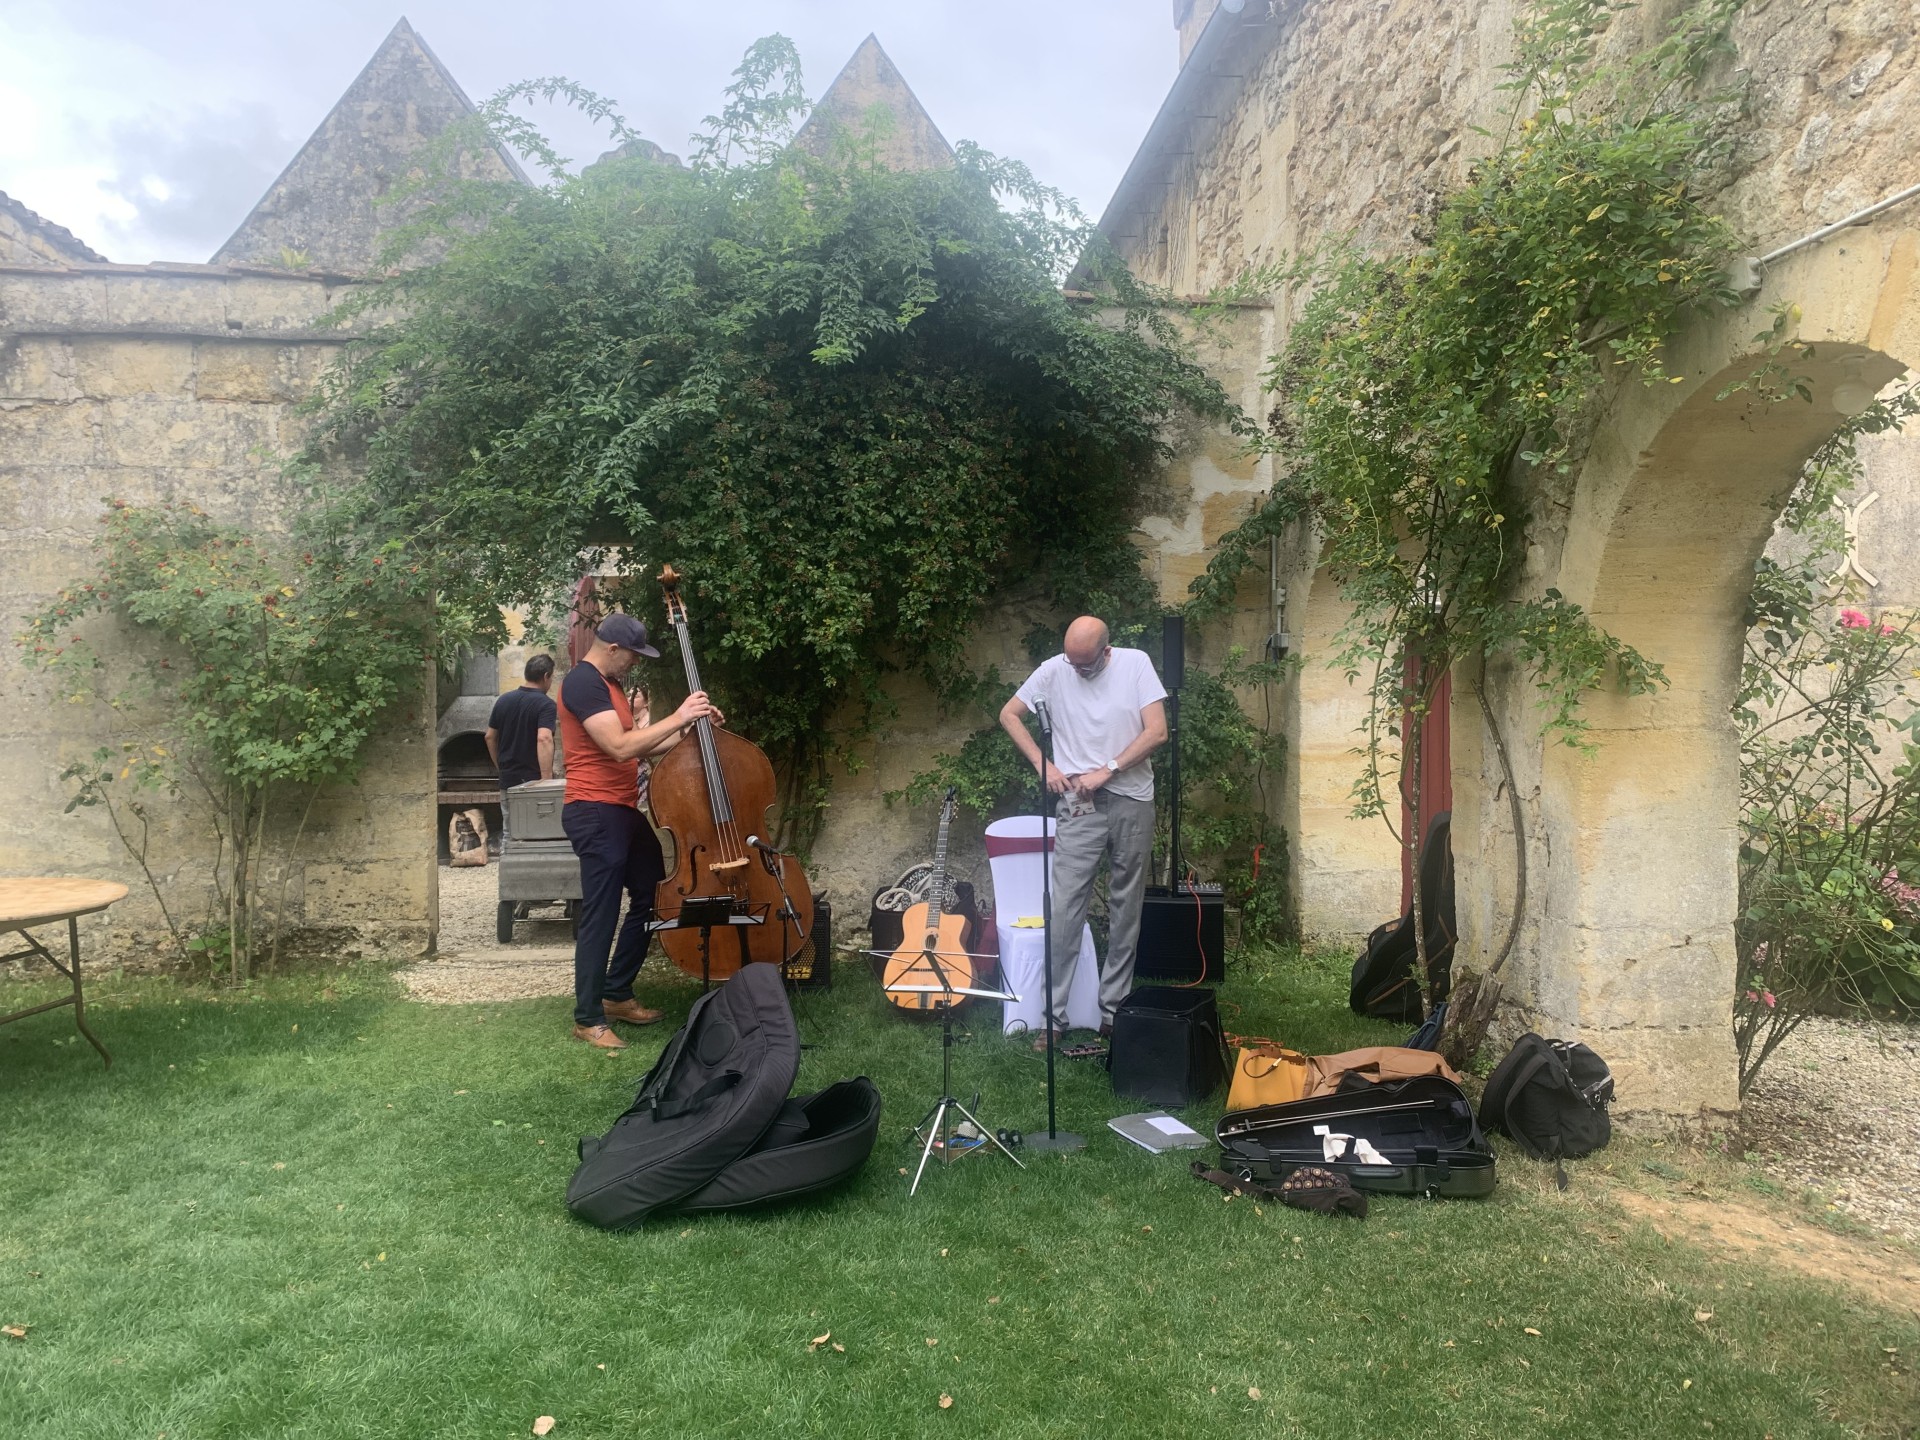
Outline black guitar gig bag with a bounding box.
[674,1077,884,1214]
[567,962,800,1229]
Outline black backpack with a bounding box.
[1478,1033,1613,1183]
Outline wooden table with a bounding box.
[0,877,128,1068]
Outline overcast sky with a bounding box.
[0,0,1178,265]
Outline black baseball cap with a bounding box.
[596,612,660,658]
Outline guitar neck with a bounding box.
[925,803,953,928]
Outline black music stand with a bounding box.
[884,947,1022,1197]
[1028,702,1085,1153]
[649,896,766,991]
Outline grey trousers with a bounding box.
[1047,790,1154,1028]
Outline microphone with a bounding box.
[747,834,785,880]
[1032,696,1050,729]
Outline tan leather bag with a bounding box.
[1224,1038,1310,1112]
[1303,1045,1461,1098]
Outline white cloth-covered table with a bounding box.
[984,816,1102,1034]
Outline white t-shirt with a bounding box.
[1014,647,1168,801]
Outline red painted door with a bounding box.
[1400,663,1452,912]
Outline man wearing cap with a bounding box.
[559,613,719,1050]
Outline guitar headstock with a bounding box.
[657,565,687,626]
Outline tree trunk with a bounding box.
[1406,653,1429,1020]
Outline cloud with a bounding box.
[88,103,294,262]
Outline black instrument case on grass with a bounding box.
[675,1077,882,1214]
[567,963,799,1229]
[1214,1075,1496,1198]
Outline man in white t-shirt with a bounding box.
[999,616,1169,1045]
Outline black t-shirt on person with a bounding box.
[488,686,558,789]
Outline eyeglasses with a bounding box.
[1069,647,1111,678]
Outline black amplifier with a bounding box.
[782,899,833,990]
[1134,883,1226,983]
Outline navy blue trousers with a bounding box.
[563,801,665,1027]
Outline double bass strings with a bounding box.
[669,589,748,870]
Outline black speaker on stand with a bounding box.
[1137,614,1227,984]
[1161,614,1185,892]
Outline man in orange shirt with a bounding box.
[558,613,717,1050]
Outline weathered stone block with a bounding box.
[71,337,195,398]
[193,344,297,403]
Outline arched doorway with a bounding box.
[1454,229,1920,1124]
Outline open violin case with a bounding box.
[1214,1075,1496,1198]
[567,963,882,1228]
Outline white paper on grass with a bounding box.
[1145,1115,1200,1137]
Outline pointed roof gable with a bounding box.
[793,35,953,172]
[212,17,529,271]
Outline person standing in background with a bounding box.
[485,654,557,839]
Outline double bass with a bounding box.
[648,565,814,979]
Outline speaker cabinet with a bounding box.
[1109,985,1228,1108]
[782,898,833,990]
[1162,613,1185,691]
[1134,883,1225,983]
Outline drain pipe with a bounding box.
[1758,181,1920,266]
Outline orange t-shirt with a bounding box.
[558,663,640,808]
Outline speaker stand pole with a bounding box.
[1166,687,1182,891]
[1027,700,1083,1154]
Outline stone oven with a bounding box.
[437,651,502,849]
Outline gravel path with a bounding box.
[1742,1014,1920,1244]
[402,861,577,1004]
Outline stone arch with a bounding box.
[1456,225,1920,1124]
[1284,560,1405,940]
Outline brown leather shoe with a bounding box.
[572,1023,627,1050]
[602,999,664,1026]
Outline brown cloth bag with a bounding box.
[1303,1045,1462,1098]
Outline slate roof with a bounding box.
[0,189,109,265]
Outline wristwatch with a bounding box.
[1106,757,1123,772]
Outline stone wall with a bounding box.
[1099,0,1920,1120]
[0,261,437,962]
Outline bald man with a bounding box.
[999,617,1169,1045]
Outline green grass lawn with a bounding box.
[2,946,1915,1439]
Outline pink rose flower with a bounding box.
[1840,608,1869,629]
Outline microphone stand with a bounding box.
[750,835,815,1039]
[1027,697,1084,1154]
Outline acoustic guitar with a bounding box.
[882,790,975,1013]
